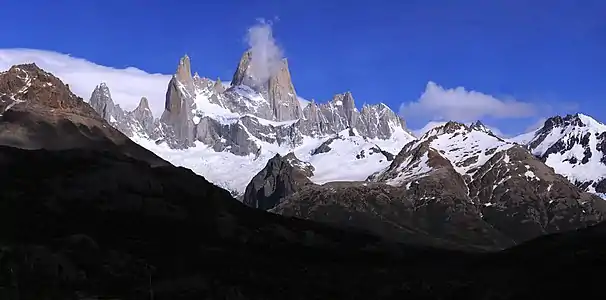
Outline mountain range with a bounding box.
[84,53,606,202]
[1,52,606,298]
[78,49,606,249]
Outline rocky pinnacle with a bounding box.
[267,58,303,121]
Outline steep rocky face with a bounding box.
[160,69,196,148]
[130,96,155,134]
[0,64,167,166]
[230,50,253,87]
[88,82,115,122]
[267,59,303,121]
[513,113,606,194]
[243,153,314,210]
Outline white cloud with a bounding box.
[400,81,536,122]
[246,19,284,85]
[0,48,171,117]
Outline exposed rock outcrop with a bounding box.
[131,97,155,134]
[243,153,314,210]
[160,55,196,148]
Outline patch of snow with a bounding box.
[524,170,538,180]
[385,151,432,186]
[253,116,299,127]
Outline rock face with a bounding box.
[512,113,606,194]
[160,55,196,148]
[243,153,314,210]
[0,63,167,166]
[131,97,155,134]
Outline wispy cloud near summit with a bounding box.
[400,82,537,123]
[246,19,285,84]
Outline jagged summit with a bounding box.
[421,121,468,138]
[0,63,88,114]
[87,82,158,140]
[470,120,494,135]
[175,54,193,87]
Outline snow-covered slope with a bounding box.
[420,122,513,177]
[512,114,606,194]
[373,121,514,187]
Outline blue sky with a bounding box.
[0,0,605,135]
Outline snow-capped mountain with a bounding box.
[512,114,606,195]
[373,122,606,238]
[87,53,415,196]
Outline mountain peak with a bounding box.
[89,82,115,121]
[267,55,302,121]
[541,113,606,132]
[231,50,253,87]
[175,54,193,85]
[423,121,468,138]
[136,96,150,111]
[0,63,83,112]
[470,120,494,135]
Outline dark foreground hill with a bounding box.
[0,145,605,300]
